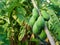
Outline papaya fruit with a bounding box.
[29,8,39,27]
[32,16,45,34]
[32,8,39,18]
[32,24,40,34]
[29,16,36,27]
[39,30,47,40]
[41,10,50,21]
[36,16,45,28]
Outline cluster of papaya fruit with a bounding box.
[29,8,50,40]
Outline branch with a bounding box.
[44,24,55,45]
[31,0,55,45]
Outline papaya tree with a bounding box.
[0,0,60,45]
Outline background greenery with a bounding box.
[0,0,60,45]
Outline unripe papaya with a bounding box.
[41,10,50,21]
[29,8,39,27]
[39,30,47,40]
[32,8,39,18]
[36,16,45,28]
[32,16,45,34]
[29,16,36,27]
[32,24,40,34]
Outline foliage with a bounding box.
[0,0,60,45]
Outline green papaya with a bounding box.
[36,16,45,28]
[29,16,36,27]
[32,24,40,34]
[39,30,47,40]
[32,8,39,18]
[41,10,50,21]
[32,16,45,34]
[29,8,39,27]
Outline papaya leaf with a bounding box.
[15,6,26,16]
[47,8,60,41]
[50,0,60,7]
[19,0,27,3]
[18,28,26,41]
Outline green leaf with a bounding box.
[47,8,60,40]
[19,0,27,3]
[7,0,18,16]
[15,6,26,16]
[50,0,60,7]
[0,2,4,9]
[12,14,25,25]
[0,26,4,33]
[18,28,26,41]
